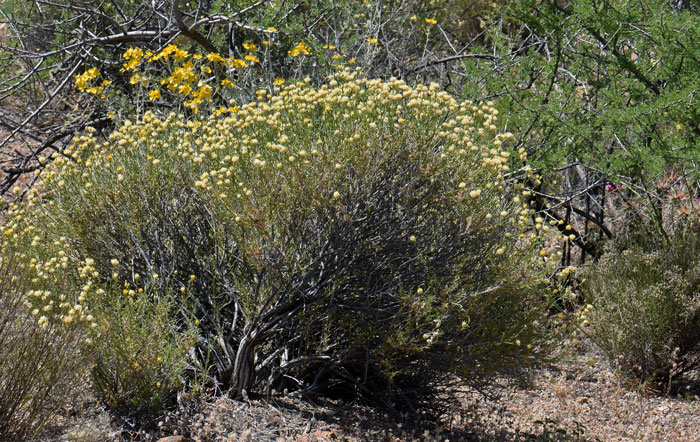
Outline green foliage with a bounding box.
[583,229,700,390]
[464,0,700,235]
[0,238,88,442]
[89,282,196,418]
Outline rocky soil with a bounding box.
[41,339,700,442]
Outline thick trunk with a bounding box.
[230,327,257,396]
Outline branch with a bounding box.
[405,53,496,75]
[173,0,218,54]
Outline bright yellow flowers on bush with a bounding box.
[289,41,311,56]
[75,44,258,112]
[74,67,100,92]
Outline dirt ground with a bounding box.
[41,339,700,442]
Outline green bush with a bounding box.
[583,230,700,389]
[0,237,88,441]
[457,0,700,260]
[89,281,196,418]
[19,71,550,405]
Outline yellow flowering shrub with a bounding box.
[22,69,551,406]
[74,43,257,116]
[2,194,195,417]
[0,236,88,441]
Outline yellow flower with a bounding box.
[154,44,177,61]
[244,54,260,63]
[425,18,437,25]
[228,58,248,68]
[266,26,277,32]
[110,259,119,266]
[273,77,285,86]
[288,41,311,57]
[323,44,336,50]
[74,67,100,91]
[206,52,226,63]
[221,79,234,88]
[173,48,189,61]
[242,42,257,52]
[149,89,161,100]
[74,76,88,91]
[366,38,378,44]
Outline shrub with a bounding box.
[583,229,700,390]
[3,195,193,419]
[20,70,550,405]
[89,281,196,418]
[0,237,88,441]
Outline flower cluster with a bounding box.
[76,43,262,114]
[74,67,110,95]
[288,41,312,57]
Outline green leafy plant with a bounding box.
[89,281,196,418]
[459,0,700,264]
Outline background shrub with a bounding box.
[0,237,88,442]
[583,229,700,390]
[20,72,551,406]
